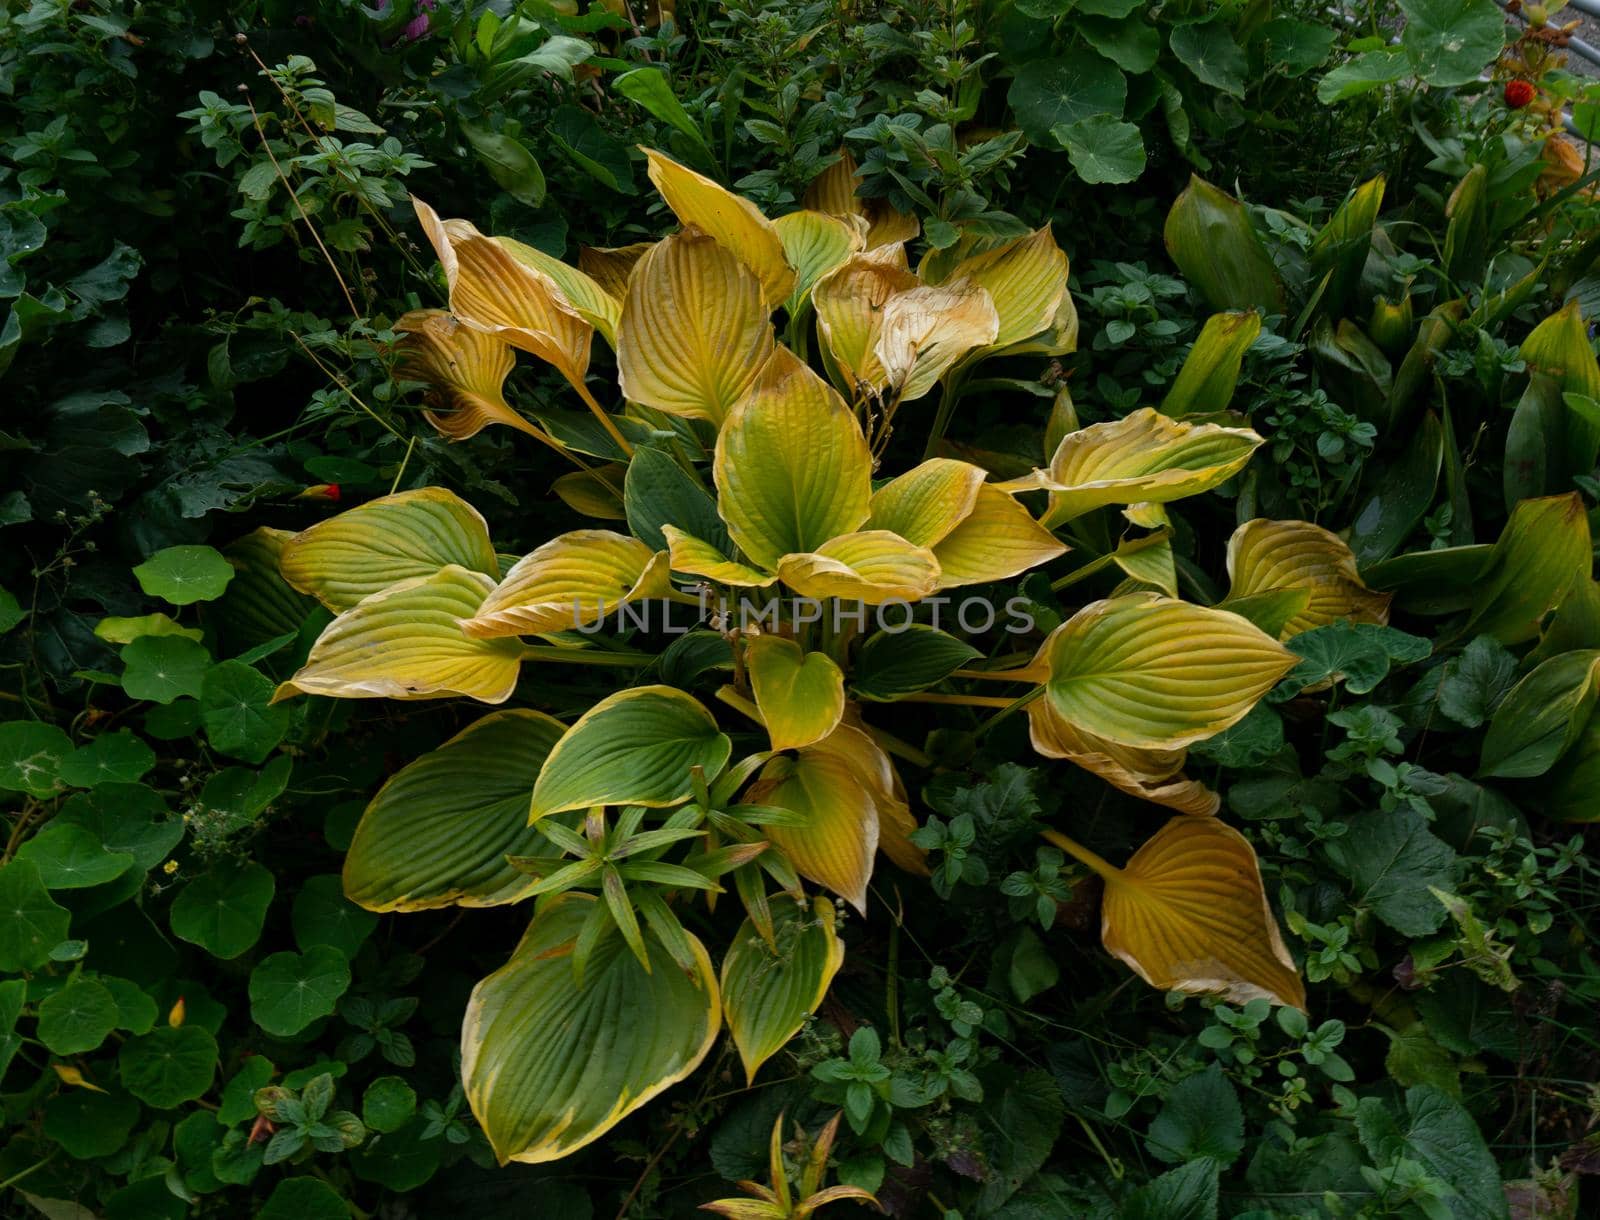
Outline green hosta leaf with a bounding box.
[119,1024,219,1108]
[249,946,352,1037]
[37,975,121,1054]
[530,686,731,821]
[362,1076,417,1134]
[120,635,212,704]
[292,875,378,958]
[1007,51,1127,148]
[1146,1063,1244,1166]
[57,730,155,788]
[0,720,73,796]
[133,545,235,606]
[15,822,135,889]
[170,860,275,959]
[1169,23,1247,97]
[201,660,290,763]
[0,858,70,970]
[1478,650,1600,779]
[344,709,567,911]
[463,894,720,1163]
[624,444,729,555]
[852,625,980,701]
[721,895,844,1082]
[1332,809,1457,936]
[1399,0,1504,88]
[1055,116,1146,185]
[1162,311,1261,418]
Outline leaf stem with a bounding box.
[573,379,635,458]
[1040,827,1119,883]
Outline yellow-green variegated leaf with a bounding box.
[394,309,535,442]
[746,636,846,752]
[773,210,864,315]
[803,148,920,249]
[616,229,775,425]
[643,148,795,306]
[1041,593,1296,749]
[462,531,672,639]
[497,236,621,347]
[715,351,871,568]
[463,893,719,1164]
[930,485,1067,588]
[343,710,567,911]
[748,727,883,912]
[1027,407,1263,525]
[1047,818,1306,1010]
[942,226,1069,354]
[776,532,941,604]
[279,488,498,612]
[275,566,523,704]
[1109,531,1178,597]
[661,525,779,587]
[529,685,732,820]
[1161,311,1262,417]
[1223,519,1390,639]
[868,459,986,547]
[721,895,844,1082]
[1027,697,1218,815]
[413,199,594,392]
[875,282,999,402]
[813,245,917,394]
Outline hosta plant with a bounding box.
[263,150,1379,1163]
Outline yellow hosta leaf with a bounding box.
[813,245,917,393]
[868,458,987,546]
[1041,593,1296,749]
[1161,310,1262,418]
[942,226,1069,353]
[1224,519,1390,639]
[616,229,775,425]
[463,530,673,638]
[715,350,871,569]
[930,485,1067,588]
[275,566,523,704]
[643,147,795,305]
[413,199,593,393]
[279,487,499,612]
[394,309,534,442]
[875,283,999,402]
[577,242,650,300]
[1020,407,1263,525]
[774,209,864,315]
[803,149,919,248]
[662,525,779,587]
[747,636,847,751]
[1027,697,1218,815]
[497,235,621,346]
[721,895,845,1082]
[777,531,941,604]
[1046,818,1306,1009]
[1111,531,1178,598]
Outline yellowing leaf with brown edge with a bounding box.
[1042,593,1296,749]
[942,226,1069,353]
[275,566,523,704]
[462,530,675,639]
[394,309,535,442]
[1224,519,1390,639]
[662,525,780,587]
[868,458,986,546]
[413,198,593,393]
[616,229,776,425]
[747,636,847,752]
[804,148,919,249]
[777,532,941,605]
[279,487,499,612]
[813,245,917,394]
[1013,407,1263,526]
[497,235,622,347]
[1027,696,1218,816]
[721,895,845,1082]
[577,242,650,300]
[715,350,871,569]
[643,147,795,305]
[1045,818,1306,1010]
[875,283,999,402]
[930,485,1067,588]
[747,729,881,913]
[774,210,864,315]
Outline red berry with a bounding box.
[1504,80,1536,109]
[327,483,342,502]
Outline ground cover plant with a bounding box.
[3,0,1600,1217]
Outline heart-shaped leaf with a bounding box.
[746,636,847,752]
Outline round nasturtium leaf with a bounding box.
[0,858,71,971]
[169,860,275,960]
[291,875,378,958]
[248,946,351,1037]
[257,1177,350,1220]
[14,822,136,890]
[200,660,290,764]
[37,975,121,1054]
[56,730,156,789]
[362,1076,418,1134]
[120,635,212,705]
[349,1117,442,1192]
[0,720,73,796]
[118,1024,219,1108]
[132,544,235,606]
[43,1087,141,1159]
[57,784,182,872]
